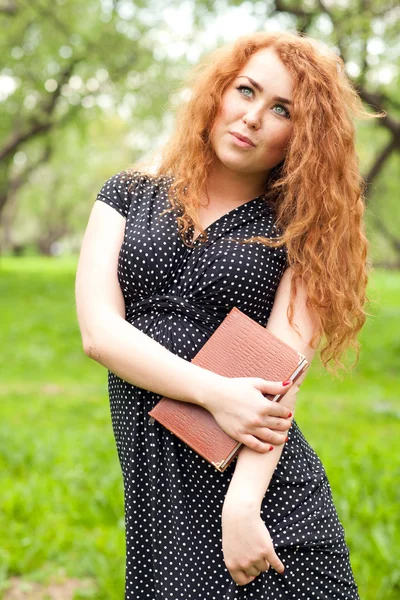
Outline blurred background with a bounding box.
[0,1,399,598]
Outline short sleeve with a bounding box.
[96,171,132,218]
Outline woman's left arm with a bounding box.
[222,267,320,586]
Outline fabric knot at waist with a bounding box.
[127,294,227,326]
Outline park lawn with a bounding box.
[0,257,399,599]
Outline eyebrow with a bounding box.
[237,75,293,105]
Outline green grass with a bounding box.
[0,257,399,599]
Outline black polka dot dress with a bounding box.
[96,172,360,600]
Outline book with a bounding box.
[148,306,309,472]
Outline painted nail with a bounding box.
[282,380,291,386]
[269,445,274,451]
[288,412,293,418]
[285,437,289,442]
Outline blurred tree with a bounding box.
[1,0,399,262]
[0,0,189,252]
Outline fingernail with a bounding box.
[288,412,292,418]
[282,379,291,386]
[285,437,289,442]
[269,445,274,451]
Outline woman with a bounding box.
[76,31,374,599]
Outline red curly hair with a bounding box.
[128,31,380,375]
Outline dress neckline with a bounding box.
[189,194,266,245]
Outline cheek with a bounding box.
[217,92,239,123]
[280,127,292,150]
[210,103,233,145]
[266,123,292,153]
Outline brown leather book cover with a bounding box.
[148,307,309,472]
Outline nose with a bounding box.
[242,109,261,130]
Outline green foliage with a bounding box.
[0,258,124,598]
[1,1,399,262]
[0,0,190,253]
[0,258,399,599]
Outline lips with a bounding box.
[230,132,256,147]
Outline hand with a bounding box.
[203,376,293,452]
[222,501,284,586]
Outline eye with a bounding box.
[274,104,291,119]
[236,84,254,98]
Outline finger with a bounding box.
[257,378,293,397]
[253,557,270,573]
[240,434,274,453]
[245,565,262,577]
[256,558,270,572]
[266,549,285,574]
[265,417,292,432]
[234,570,256,586]
[267,401,293,419]
[254,429,288,446]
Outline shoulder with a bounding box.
[103,170,173,195]
[96,170,172,218]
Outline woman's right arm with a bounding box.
[75,200,292,449]
[76,200,222,405]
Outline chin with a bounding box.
[215,152,251,173]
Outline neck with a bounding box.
[204,160,269,206]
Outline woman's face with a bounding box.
[209,47,294,181]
